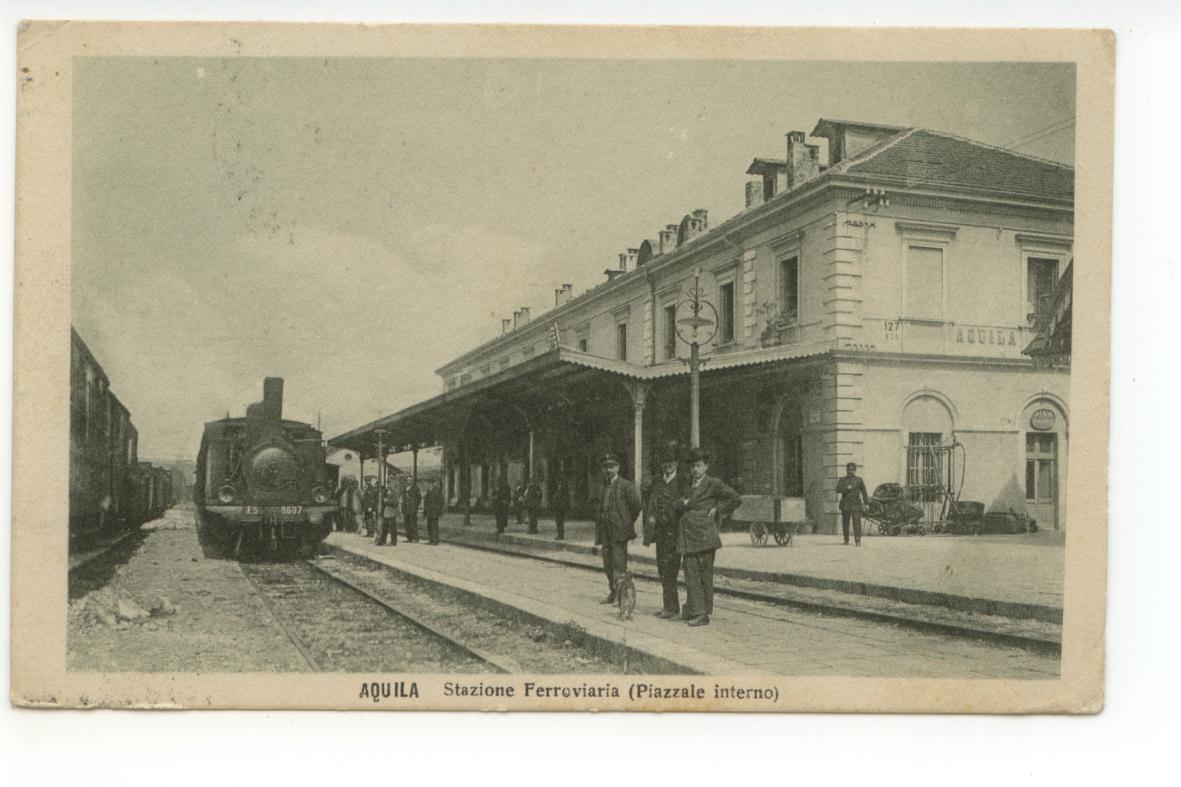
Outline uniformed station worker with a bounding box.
[594,453,643,605]
[675,447,741,627]
[836,462,871,546]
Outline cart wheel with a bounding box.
[773,527,791,546]
[750,522,768,546]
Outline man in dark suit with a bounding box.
[423,479,444,545]
[644,449,686,619]
[513,482,526,524]
[551,474,570,540]
[492,478,512,534]
[523,476,543,535]
[676,447,742,626]
[595,453,643,604]
[402,481,422,543]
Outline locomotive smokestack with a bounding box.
[263,377,284,420]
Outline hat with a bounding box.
[599,453,619,467]
[845,462,858,470]
[658,440,680,464]
[686,447,711,464]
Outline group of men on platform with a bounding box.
[491,476,567,539]
[597,447,741,628]
[334,476,445,546]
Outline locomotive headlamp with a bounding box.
[311,486,329,504]
[217,484,236,504]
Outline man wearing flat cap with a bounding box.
[644,445,687,619]
[675,447,742,627]
[594,453,643,604]
[836,462,871,546]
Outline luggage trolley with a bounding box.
[742,495,806,547]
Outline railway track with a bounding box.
[238,556,628,674]
[239,560,504,673]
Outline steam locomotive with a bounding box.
[194,378,335,559]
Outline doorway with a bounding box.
[1025,432,1058,529]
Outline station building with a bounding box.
[331,119,1073,534]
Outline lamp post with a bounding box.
[374,428,388,535]
[674,266,717,448]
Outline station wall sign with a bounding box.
[1030,408,1057,431]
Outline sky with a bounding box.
[70,58,1075,461]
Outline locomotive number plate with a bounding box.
[244,505,304,517]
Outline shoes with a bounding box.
[855,541,862,547]
[555,536,565,541]
[843,541,850,546]
[687,615,710,627]
[655,610,678,620]
[601,594,616,605]
[681,609,693,620]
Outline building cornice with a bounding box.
[436,172,1074,378]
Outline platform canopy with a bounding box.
[328,342,832,459]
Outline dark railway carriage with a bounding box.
[70,328,141,540]
[195,378,334,559]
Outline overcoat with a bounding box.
[594,476,643,545]
[423,486,444,518]
[401,484,422,516]
[675,475,742,554]
[643,473,687,546]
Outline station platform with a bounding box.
[426,513,1065,622]
[323,530,1059,678]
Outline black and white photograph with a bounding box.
[11,22,1112,712]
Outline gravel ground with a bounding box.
[67,504,621,674]
[68,505,310,672]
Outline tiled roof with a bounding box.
[841,129,1074,202]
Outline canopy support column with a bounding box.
[622,380,651,485]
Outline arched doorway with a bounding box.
[1020,396,1068,530]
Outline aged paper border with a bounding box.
[11,22,1113,712]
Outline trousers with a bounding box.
[554,511,566,539]
[527,509,539,534]
[601,539,629,597]
[841,510,863,544]
[495,511,508,533]
[426,517,439,545]
[375,516,398,546]
[655,534,681,613]
[682,549,716,618]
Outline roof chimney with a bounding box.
[786,131,821,189]
[562,283,573,303]
[513,309,522,329]
[659,224,677,255]
[518,307,531,325]
[692,210,709,231]
[745,179,764,209]
[501,318,512,334]
[617,248,638,272]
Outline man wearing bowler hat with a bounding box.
[594,453,643,604]
[676,447,742,627]
[836,462,871,546]
[644,445,687,619]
